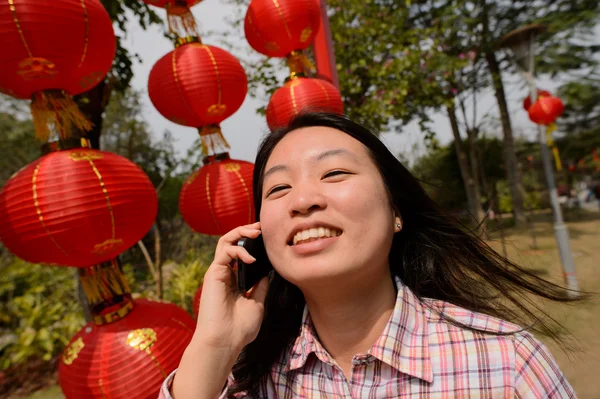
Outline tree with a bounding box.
[556,79,600,169]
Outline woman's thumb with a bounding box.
[248,276,269,303]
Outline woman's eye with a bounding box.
[266,185,289,197]
[323,170,349,178]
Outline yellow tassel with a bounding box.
[198,124,230,155]
[167,5,200,37]
[552,147,563,171]
[286,50,315,79]
[79,260,132,310]
[30,90,92,142]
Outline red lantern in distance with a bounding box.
[244,0,321,58]
[148,42,248,129]
[528,96,565,126]
[0,148,157,267]
[523,89,551,111]
[0,0,116,140]
[266,77,344,130]
[179,153,254,236]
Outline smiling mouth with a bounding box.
[289,227,343,246]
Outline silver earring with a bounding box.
[396,223,401,228]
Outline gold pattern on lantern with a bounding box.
[185,170,200,185]
[207,104,226,116]
[78,0,90,67]
[205,172,220,230]
[126,328,167,377]
[68,151,104,161]
[8,0,33,57]
[224,163,241,172]
[229,166,252,224]
[126,328,157,351]
[271,0,292,39]
[86,157,118,242]
[31,163,69,256]
[300,27,312,43]
[92,238,124,255]
[62,337,85,365]
[17,58,58,80]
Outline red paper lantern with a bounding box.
[0,0,116,140]
[244,0,321,58]
[266,77,344,130]
[523,89,551,111]
[148,42,248,129]
[58,299,195,399]
[0,147,158,267]
[142,0,202,36]
[528,96,565,126]
[180,153,254,236]
[193,284,202,318]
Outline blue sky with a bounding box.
[125,2,559,165]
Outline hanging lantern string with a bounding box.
[286,50,315,79]
[31,90,92,142]
[198,124,230,156]
[166,0,200,39]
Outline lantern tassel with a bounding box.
[30,90,92,142]
[167,6,200,37]
[79,260,135,325]
[199,125,230,156]
[286,50,315,78]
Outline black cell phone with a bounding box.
[237,235,272,293]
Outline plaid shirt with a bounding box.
[160,277,575,398]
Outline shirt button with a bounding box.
[352,355,372,365]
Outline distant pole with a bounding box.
[312,0,340,90]
[500,25,579,295]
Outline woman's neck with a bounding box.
[302,273,397,374]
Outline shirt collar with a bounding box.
[285,276,433,383]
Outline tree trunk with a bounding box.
[484,51,526,227]
[72,81,114,320]
[447,104,485,230]
[466,127,486,235]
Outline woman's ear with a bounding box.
[393,208,403,233]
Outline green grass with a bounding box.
[24,386,63,399]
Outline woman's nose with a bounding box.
[288,183,327,216]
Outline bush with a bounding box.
[0,258,84,370]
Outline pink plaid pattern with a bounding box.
[159,277,575,398]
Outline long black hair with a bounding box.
[228,111,582,397]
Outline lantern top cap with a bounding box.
[498,24,547,49]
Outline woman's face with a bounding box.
[259,126,401,290]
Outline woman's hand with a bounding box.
[172,222,269,399]
[194,221,269,352]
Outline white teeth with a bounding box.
[292,227,342,245]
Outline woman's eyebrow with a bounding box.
[314,148,359,163]
[264,148,361,181]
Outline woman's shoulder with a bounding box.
[422,297,525,336]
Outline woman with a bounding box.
[162,112,579,399]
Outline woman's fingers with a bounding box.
[218,222,261,248]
